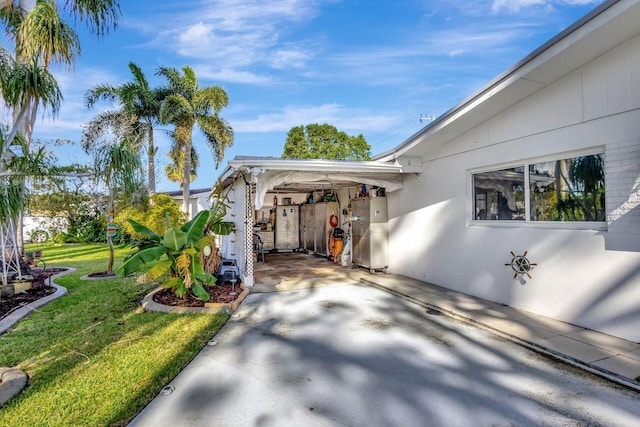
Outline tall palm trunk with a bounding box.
[182,131,193,215]
[106,184,116,274]
[147,122,156,195]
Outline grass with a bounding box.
[0,243,229,426]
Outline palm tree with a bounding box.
[1,0,119,252]
[82,108,143,274]
[0,55,62,149]
[91,140,143,274]
[0,0,120,146]
[156,66,233,214]
[1,52,62,250]
[85,62,163,195]
[0,126,54,287]
[165,137,199,189]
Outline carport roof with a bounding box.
[218,156,408,209]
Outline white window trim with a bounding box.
[468,147,607,231]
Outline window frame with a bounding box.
[469,148,607,230]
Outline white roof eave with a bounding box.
[227,158,403,174]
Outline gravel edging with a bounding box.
[0,267,74,335]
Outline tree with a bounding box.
[0,53,61,250]
[85,62,163,195]
[0,126,54,286]
[90,140,143,274]
[116,193,186,240]
[282,123,371,161]
[0,0,120,146]
[156,66,233,214]
[28,163,106,243]
[165,141,199,189]
[1,0,119,250]
[81,110,144,274]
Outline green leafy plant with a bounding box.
[116,210,217,301]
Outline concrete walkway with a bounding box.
[130,281,640,426]
[361,273,640,391]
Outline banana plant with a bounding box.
[116,210,217,301]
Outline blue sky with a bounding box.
[2,0,605,192]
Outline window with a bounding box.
[529,154,605,222]
[472,152,605,224]
[473,167,526,220]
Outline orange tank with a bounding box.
[332,238,344,263]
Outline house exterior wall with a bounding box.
[169,191,212,219]
[388,32,640,341]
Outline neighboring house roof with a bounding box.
[163,188,212,198]
[374,0,640,162]
[219,156,406,209]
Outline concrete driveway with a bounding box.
[130,282,640,427]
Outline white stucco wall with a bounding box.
[388,32,640,341]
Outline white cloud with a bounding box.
[132,0,325,83]
[194,66,272,84]
[269,48,310,70]
[231,103,399,134]
[491,0,601,13]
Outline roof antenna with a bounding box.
[419,114,435,123]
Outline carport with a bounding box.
[215,156,415,286]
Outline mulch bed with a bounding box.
[85,271,117,278]
[0,268,66,320]
[153,282,243,307]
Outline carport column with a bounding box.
[244,180,254,286]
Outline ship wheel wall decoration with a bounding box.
[505,251,538,279]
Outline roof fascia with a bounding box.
[227,158,403,174]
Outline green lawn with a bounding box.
[0,243,229,426]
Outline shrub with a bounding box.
[116,194,186,240]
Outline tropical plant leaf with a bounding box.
[210,221,234,235]
[162,277,181,289]
[139,259,172,283]
[127,219,162,241]
[181,210,210,243]
[192,282,210,301]
[195,235,216,250]
[115,246,166,277]
[182,247,197,256]
[196,272,216,286]
[173,279,187,297]
[162,227,187,252]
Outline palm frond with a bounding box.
[193,85,229,112]
[64,0,121,37]
[197,114,234,167]
[2,58,62,114]
[17,1,81,67]
[81,109,144,152]
[158,93,193,125]
[85,83,119,108]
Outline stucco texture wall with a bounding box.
[387,33,640,342]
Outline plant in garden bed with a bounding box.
[116,210,218,301]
